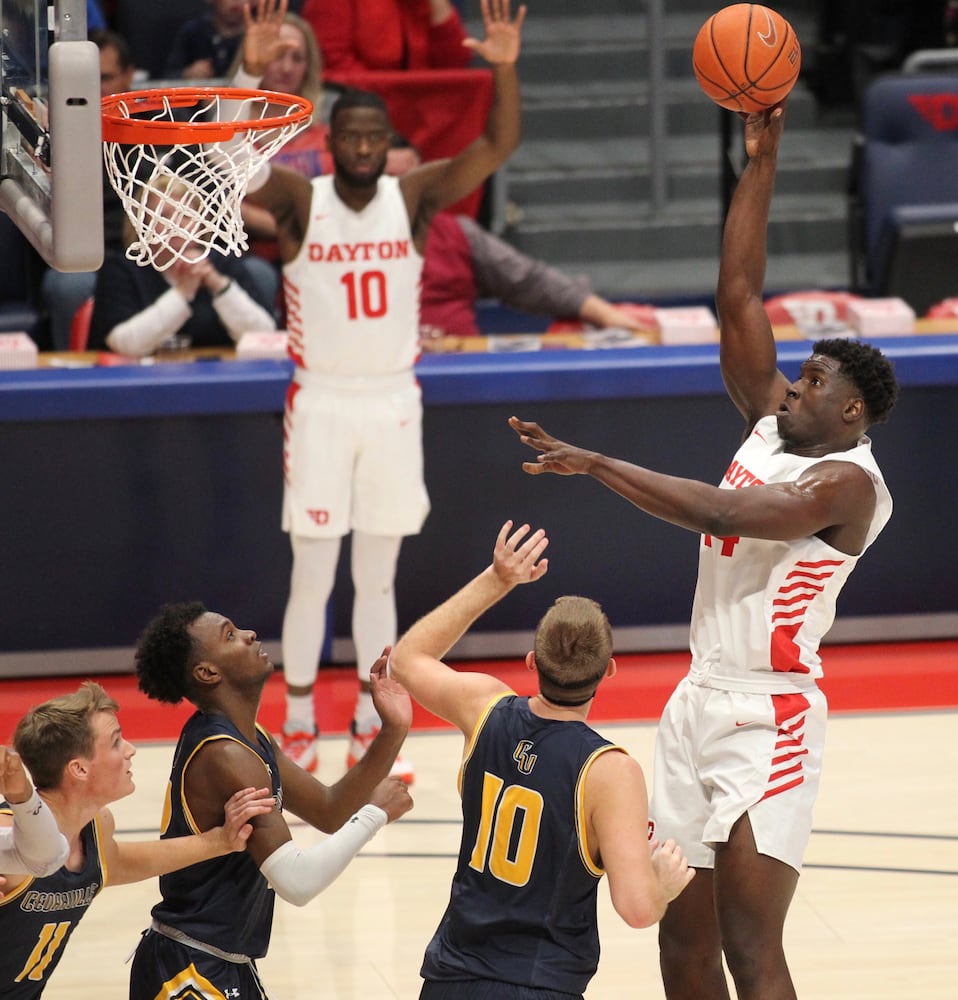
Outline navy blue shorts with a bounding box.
[129,928,269,1000]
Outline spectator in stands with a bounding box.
[301,0,470,73]
[88,178,277,356]
[40,29,133,351]
[385,138,654,338]
[165,0,248,80]
[233,6,333,253]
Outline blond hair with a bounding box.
[14,682,119,790]
[533,596,613,699]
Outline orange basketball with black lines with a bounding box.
[692,4,802,113]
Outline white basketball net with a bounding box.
[102,90,311,271]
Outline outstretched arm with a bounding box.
[103,786,275,886]
[390,521,548,735]
[509,417,877,550]
[716,104,791,428]
[401,0,525,234]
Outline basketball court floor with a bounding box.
[31,704,957,999]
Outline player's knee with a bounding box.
[722,926,785,990]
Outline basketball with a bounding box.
[692,4,801,113]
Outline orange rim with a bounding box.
[101,87,313,144]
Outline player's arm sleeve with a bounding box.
[258,804,387,907]
[460,216,592,318]
[0,790,69,876]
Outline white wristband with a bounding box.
[259,805,387,907]
[0,789,70,876]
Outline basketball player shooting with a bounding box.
[510,102,899,1000]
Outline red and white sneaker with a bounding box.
[346,722,414,785]
[280,726,318,772]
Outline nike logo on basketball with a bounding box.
[757,9,777,46]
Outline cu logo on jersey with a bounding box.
[513,740,538,774]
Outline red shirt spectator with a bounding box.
[301,0,470,73]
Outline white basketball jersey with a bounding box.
[688,415,892,692]
[282,175,423,375]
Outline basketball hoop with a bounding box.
[101,87,312,270]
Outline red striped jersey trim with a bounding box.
[769,557,846,671]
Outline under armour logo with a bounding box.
[513,740,537,774]
[224,989,240,999]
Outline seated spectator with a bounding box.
[88,179,277,356]
[165,0,247,80]
[41,29,134,351]
[301,0,470,73]
[386,140,652,338]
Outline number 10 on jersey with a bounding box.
[468,771,544,888]
[340,270,387,319]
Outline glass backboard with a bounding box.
[1,0,103,270]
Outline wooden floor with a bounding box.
[45,707,957,999]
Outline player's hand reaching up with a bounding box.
[741,101,786,162]
[464,0,526,65]
[491,520,549,588]
[369,650,414,736]
[0,748,32,805]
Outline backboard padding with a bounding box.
[0,0,103,271]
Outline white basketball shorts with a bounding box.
[282,369,430,539]
[649,675,827,872]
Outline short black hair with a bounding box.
[813,337,899,425]
[90,28,133,69]
[135,601,207,705]
[330,89,389,130]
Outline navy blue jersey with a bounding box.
[0,807,106,999]
[148,711,282,958]
[421,694,621,994]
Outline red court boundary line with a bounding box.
[1,641,956,744]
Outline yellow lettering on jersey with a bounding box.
[469,771,544,887]
[15,921,71,982]
[469,771,504,873]
[489,786,543,887]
